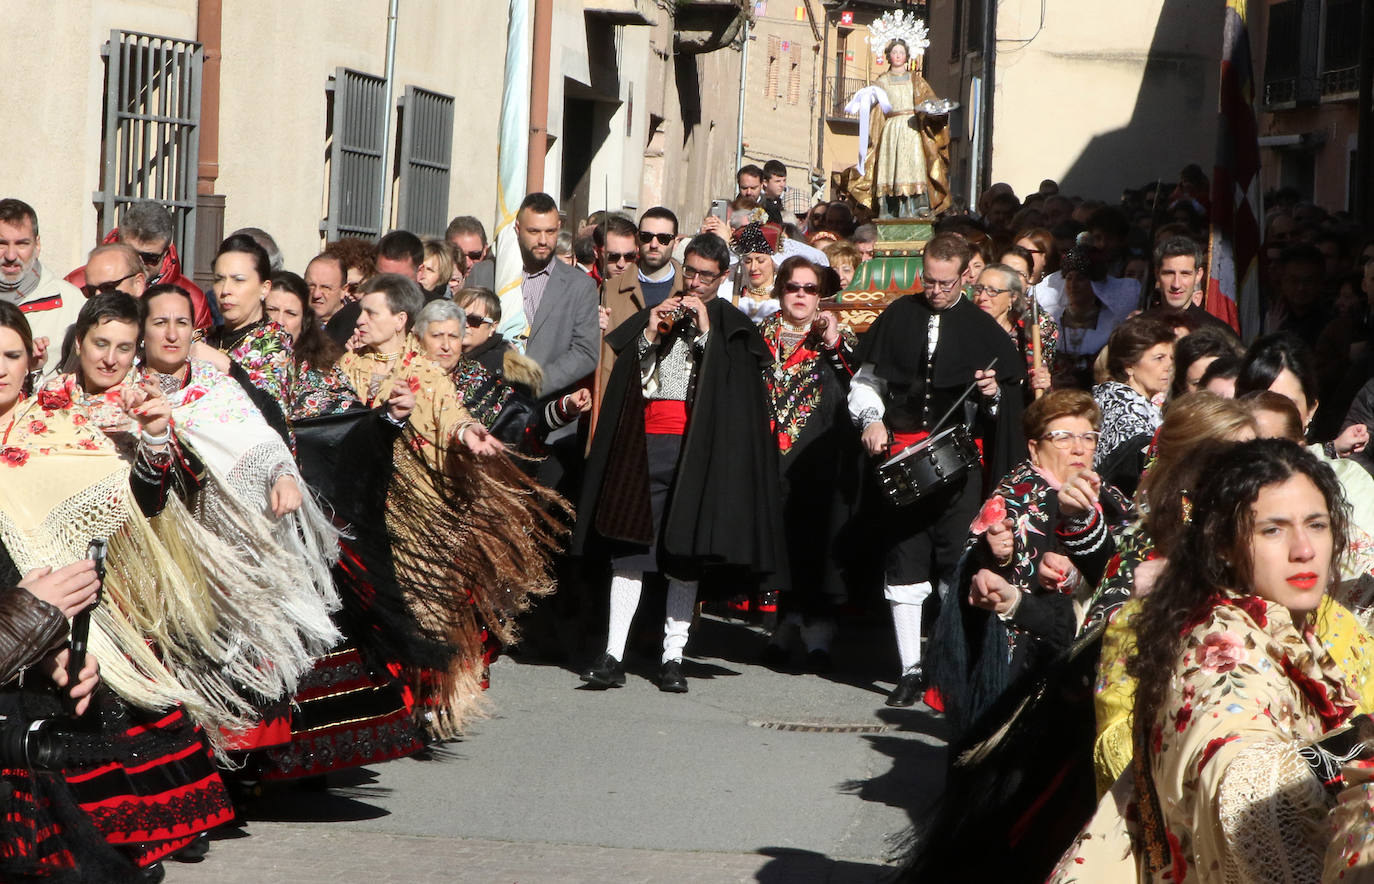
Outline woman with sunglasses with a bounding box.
[757,257,857,670]
[455,287,511,376]
[927,389,1133,735]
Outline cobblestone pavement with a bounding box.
[164,614,942,883]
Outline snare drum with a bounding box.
[875,425,980,507]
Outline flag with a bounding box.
[1205,0,1261,338]
[794,4,806,21]
[494,0,533,349]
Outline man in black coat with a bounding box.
[573,233,784,693]
[848,232,1025,707]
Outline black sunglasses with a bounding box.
[465,314,495,329]
[784,281,821,294]
[463,250,485,262]
[605,251,637,264]
[638,231,673,246]
[81,270,141,298]
[135,247,167,267]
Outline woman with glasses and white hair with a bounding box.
[971,263,1057,399]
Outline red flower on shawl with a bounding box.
[1174,702,1193,733]
[1166,828,1188,882]
[181,386,208,405]
[78,439,100,451]
[35,387,70,411]
[71,413,87,426]
[0,447,28,466]
[1198,735,1240,772]
[971,494,1007,534]
[1228,594,1269,628]
[1279,652,1352,731]
[27,420,47,435]
[1151,723,1163,755]
[1104,554,1122,579]
[777,433,793,452]
[1196,632,1246,674]
[408,376,421,394]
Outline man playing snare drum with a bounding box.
[848,232,1025,706]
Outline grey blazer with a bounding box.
[524,259,600,396]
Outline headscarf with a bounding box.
[732,222,783,257]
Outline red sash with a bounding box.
[644,399,689,435]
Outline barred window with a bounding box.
[96,30,202,270]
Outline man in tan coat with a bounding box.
[595,207,686,402]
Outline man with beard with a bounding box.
[0,198,83,364]
[595,207,684,400]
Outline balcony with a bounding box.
[826,75,869,123]
[1322,65,1359,99]
[1264,77,1296,108]
[584,0,657,26]
[674,0,748,55]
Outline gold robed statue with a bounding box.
[849,12,952,219]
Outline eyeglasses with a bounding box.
[783,281,821,294]
[638,231,674,246]
[605,251,637,264]
[465,314,495,329]
[970,284,1012,297]
[1041,430,1100,449]
[81,271,141,298]
[463,250,486,262]
[135,247,168,268]
[921,277,962,293]
[682,265,722,283]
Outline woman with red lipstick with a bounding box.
[757,257,856,669]
[731,222,782,323]
[926,389,1133,735]
[1052,439,1374,880]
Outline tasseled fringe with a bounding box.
[383,432,570,735]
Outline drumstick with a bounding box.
[927,357,998,440]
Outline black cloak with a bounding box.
[855,294,1027,484]
[571,298,786,586]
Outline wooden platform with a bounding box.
[824,219,932,333]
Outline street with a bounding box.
[166,614,947,883]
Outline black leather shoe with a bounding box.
[885,668,925,707]
[805,648,834,674]
[138,861,167,883]
[170,832,211,863]
[658,660,688,693]
[580,653,625,689]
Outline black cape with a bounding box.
[571,298,786,584]
[856,294,1027,483]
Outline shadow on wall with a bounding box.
[1056,0,1224,199]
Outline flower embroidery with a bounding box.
[27,420,47,435]
[35,387,71,411]
[1196,631,1247,673]
[1229,594,1269,628]
[1198,735,1239,772]
[1174,702,1193,733]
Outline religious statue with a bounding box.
[847,12,953,219]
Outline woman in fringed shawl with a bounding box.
[1050,440,1374,882]
[339,274,567,739]
[135,285,342,765]
[0,302,235,880]
[254,272,428,782]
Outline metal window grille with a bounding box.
[324,68,387,241]
[396,86,454,237]
[1263,0,1300,105]
[96,30,202,272]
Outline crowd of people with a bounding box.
[2,145,1374,882]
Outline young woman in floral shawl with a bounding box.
[1051,440,1374,881]
[339,274,566,738]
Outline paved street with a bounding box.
[166,613,946,883]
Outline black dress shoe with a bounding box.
[170,832,211,863]
[658,660,688,693]
[804,648,833,673]
[885,668,925,707]
[138,861,167,883]
[580,653,625,689]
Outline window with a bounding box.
[396,86,454,237]
[965,0,985,53]
[1321,0,1360,96]
[787,41,801,105]
[324,68,387,241]
[1263,0,1300,104]
[97,30,203,270]
[766,34,781,97]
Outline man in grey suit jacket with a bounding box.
[516,193,600,398]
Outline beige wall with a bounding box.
[741,4,821,192]
[0,0,198,277]
[218,1,509,273]
[925,0,1221,203]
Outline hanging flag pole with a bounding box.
[1205,0,1262,340]
[493,0,533,349]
